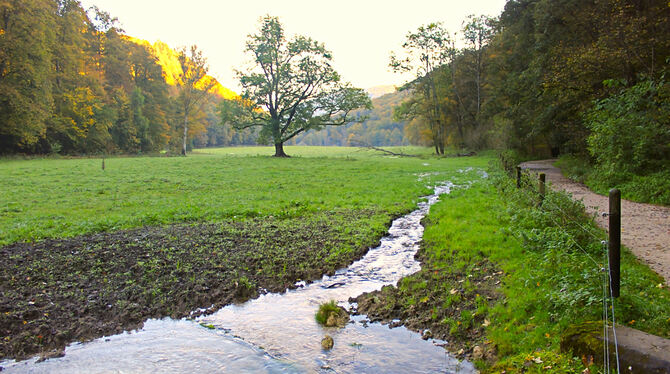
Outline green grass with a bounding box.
[371,164,670,373]
[315,300,341,325]
[0,146,489,246]
[194,145,439,158]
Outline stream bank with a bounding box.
[1,209,392,360]
[3,183,476,373]
[360,167,670,373]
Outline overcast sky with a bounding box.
[79,0,507,92]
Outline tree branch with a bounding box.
[349,140,418,157]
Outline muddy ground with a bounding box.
[0,209,389,361]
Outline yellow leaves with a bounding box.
[124,36,238,100]
[60,87,103,138]
[0,28,4,36]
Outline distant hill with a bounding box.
[366,85,397,98]
[292,89,411,147]
[124,36,238,100]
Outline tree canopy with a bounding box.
[221,15,371,157]
[0,0,245,155]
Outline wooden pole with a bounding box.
[538,173,546,206]
[516,166,521,188]
[609,188,621,298]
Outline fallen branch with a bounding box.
[351,141,418,157]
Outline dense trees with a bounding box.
[485,0,670,157]
[0,0,241,155]
[388,0,669,185]
[293,90,411,147]
[0,0,55,151]
[222,16,371,157]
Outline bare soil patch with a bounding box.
[0,210,386,361]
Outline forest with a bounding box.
[0,0,256,155]
[389,0,670,203]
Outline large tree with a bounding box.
[461,15,496,119]
[224,16,370,157]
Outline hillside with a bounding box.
[293,89,411,147]
[124,36,238,100]
[366,85,397,98]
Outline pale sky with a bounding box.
[79,0,507,92]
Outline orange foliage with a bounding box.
[123,36,238,100]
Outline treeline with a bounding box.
[0,0,252,155]
[293,90,411,147]
[397,0,669,180]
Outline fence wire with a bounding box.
[509,168,621,373]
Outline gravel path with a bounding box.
[520,159,670,287]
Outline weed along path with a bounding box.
[520,159,670,287]
[1,183,475,373]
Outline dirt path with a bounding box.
[520,159,670,287]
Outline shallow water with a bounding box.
[2,183,475,374]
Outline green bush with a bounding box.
[585,78,670,176]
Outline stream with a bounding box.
[2,183,475,373]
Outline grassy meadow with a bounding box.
[2,146,668,370]
[2,145,497,358]
[0,146,486,246]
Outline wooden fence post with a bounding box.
[538,173,546,206]
[516,166,521,188]
[609,188,621,298]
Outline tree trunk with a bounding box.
[274,142,289,157]
[182,113,188,156]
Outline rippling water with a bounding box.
[2,183,475,374]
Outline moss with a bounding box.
[560,321,603,358]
